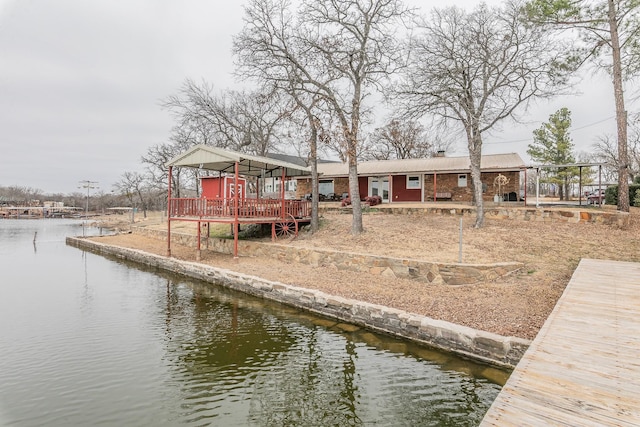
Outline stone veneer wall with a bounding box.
[134,227,522,286]
[67,236,530,368]
[320,206,630,227]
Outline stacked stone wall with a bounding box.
[319,205,629,228]
[134,227,522,286]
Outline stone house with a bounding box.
[296,153,526,203]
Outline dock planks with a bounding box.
[481,258,640,427]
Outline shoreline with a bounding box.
[67,236,530,369]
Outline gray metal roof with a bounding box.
[166,145,312,178]
[315,153,525,177]
[265,152,339,167]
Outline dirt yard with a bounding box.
[92,206,640,340]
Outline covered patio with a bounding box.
[165,145,312,259]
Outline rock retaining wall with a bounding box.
[134,227,522,286]
[321,205,629,227]
[67,236,530,368]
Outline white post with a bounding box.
[458,218,463,263]
[535,168,540,209]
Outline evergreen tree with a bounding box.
[526,0,640,210]
[527,108,579,200]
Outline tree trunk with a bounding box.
[347,99,363,235]
[559,182,564,201]
[309,123,319,233]
[469,132,484,228]
[347,130,363,234]
[348,160,363,234]
[608,0,629,212]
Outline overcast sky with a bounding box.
[0,0,630,194]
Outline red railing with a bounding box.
[169,198,311,219]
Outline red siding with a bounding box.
[358,177,368,199]
[391,175,422,202]
[201,176,246,199]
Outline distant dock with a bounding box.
[481,258,640,426]
[0,206,83,219]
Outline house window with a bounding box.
[458,174,467,187]
[406,175,422,189]
[285,180,297,191]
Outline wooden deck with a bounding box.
[481,258,640,426]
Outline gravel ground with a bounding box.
[93,206,640,340]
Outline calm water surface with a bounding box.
[0,219,505,426]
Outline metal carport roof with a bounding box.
[166,144,312,177]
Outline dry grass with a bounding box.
[93,206,640,340]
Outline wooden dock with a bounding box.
[481,258,640,426]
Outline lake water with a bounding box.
[0,219,504,426]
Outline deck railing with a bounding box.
[169,198,311,219]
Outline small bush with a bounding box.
[364,195,382,206]
[634,189,640,207]
[605,184,640,206]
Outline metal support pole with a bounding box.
[433,173,437,202]
[524,168,528,207]
[579,166,583,206]
[233,161,239,259]
[167,166,172,257]
[196,220,201,261]
[599,165,603,206]
[535,168,540,208]
[78,180,98,237]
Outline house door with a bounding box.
[369,177,389,202]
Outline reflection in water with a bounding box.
[0,220,505,426]
[158,278,504,426]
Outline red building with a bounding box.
[296,153,526,203]
[200,176,246,200]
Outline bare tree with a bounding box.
[141,141,188,198]
[361,118,453,160]
[162,79,293,157]
[593,113,640,182]
[0,185,43,205]
[526,0,640,211]
[394,2,574,227]
[234,0,411,235]
[113,171,153,218]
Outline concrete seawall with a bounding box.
[67,236,531,368]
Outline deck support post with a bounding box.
[233,161,239,259]
[196,220,201,261]
[166,166,172,257]
[280,168,286,219]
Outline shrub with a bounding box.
[364,195,382,206]
[634,189,640,207]
[605,184,640,206]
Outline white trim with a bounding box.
[406,174,422,189]
[368,176,390,202]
